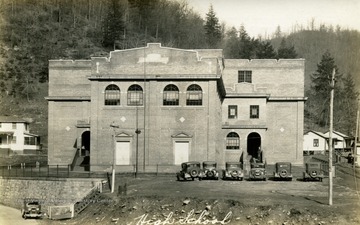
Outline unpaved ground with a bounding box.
[38,164,360,225]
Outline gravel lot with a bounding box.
[37,163,360,225]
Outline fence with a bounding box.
[311,155,336,177]
[0,163,179,179]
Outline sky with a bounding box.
[185,0,360,38]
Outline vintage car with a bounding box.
[274,162,293,181]
[202,161,219,180]
[303,162,324,181]
[21,198,42,219]
[222,162,244,180]
[176,161,203,181]
[249,162,266,181]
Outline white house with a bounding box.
[303,130,328,155]
[324,130,352,151]
[304,130,352,155]
[0,116,41,154]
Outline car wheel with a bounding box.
[190,169,199,177]
[177,175,180,181]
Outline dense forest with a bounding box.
[0,0,359,146]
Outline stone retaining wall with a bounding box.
[0,177,103,214]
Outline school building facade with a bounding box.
[46,43,306,172]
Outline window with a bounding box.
[250,105,259,119]
[238,70,252,83]
[163,84,179,105]
[228,105,237,119]
[226,132,240,149]
[186,84,202,105]
[104,84,121,105]
[11,136,16,144]
[25,137,37,145]
[313,139,319,147]
[12,123,16,129]
[127,85,143,106]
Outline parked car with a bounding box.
[222,162,244,181]
[202,161,219,180]
[274,162,293,181]
[176,161,203,181]
[249,162,266,181]
[21,198,42,219]
[303,162,324,181]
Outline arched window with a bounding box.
[226,132,240,150]
[127,84,143,106]
[186,84,202,105]
[104,84,120,105]
[163,84,179,105]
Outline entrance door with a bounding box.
[247,132,261,161]
[174,141,189,165]
[116,141,130,165]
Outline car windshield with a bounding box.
[188,163,200,167]
[226,163,241,169]
[251,163,265,168]
[204,163,216,168]
[27,202,39,205]
[277,164,289,168]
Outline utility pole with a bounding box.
[328,68,335,206]
[354,100,359,168]
[110,122,119,193]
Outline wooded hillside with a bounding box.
[0,0,359,147]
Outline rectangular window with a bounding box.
[12,123,16,129]
[228,105,237,119]
[313,139,319,147]
[128,92,143,106]
[25,137,36,145]
[11,136,16,144]
[250,105,259,119]
[238,70,252,83]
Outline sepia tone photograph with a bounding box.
[0,0,359,224]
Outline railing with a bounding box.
[0,164,179,179]
[70,148,80,171]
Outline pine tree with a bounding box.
[102,0,125,49]
[256,41,276,59]
[308,50,341,127]
[277,38,297,59]
[204,5,222,48]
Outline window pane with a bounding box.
[163,85,179,106]
[226,132,240,149]
[228,105,237,119]
[238,70,252,83]
[186,84,202,106]
[250,105,259,119]
[105,85,120,105]
[128,85,143,106]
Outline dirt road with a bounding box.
[0,204,39,225]
[37,164,360,225]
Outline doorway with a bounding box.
[80,131,90,170]
[174,141,189,165]
[247,132,261,161]
[116,141,131,165]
